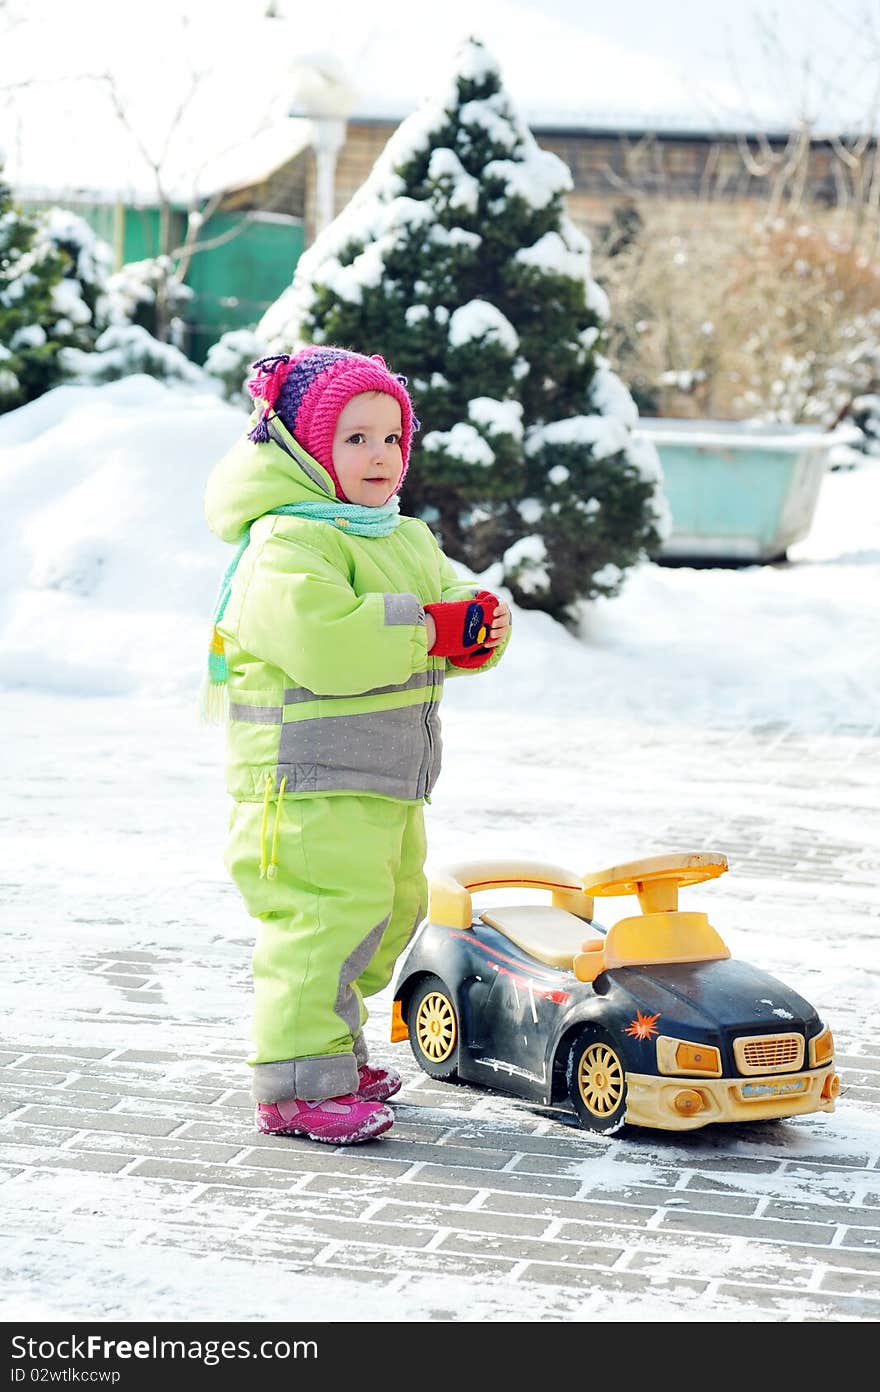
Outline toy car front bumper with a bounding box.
[624,1063,839,1131]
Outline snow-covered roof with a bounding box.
[190,117,312,200]
[10,118,313,209]
[1,0,876,202]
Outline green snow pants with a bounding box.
[224,793,427,1103]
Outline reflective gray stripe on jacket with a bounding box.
[275,702,443,799]
[229,670,443,721]
[230,670,445,800]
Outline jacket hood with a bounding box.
[205,416,337,543]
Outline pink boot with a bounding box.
[255,1093,393,1144]
[357,1062,402,1103]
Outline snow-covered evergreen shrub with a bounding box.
[101,254,193,349]
[203,327,268,407]
[0,173,98,411]
[516,368,670,610]
[1,173,202,408]
[58,324,206,387]
[40,207,115,342]
[256,37,667,622]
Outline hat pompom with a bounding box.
[247,354,294,443]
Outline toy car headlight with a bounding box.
[809,1026,834,1067]
[657,1036,723,1077]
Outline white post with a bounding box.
[310,115,346,237]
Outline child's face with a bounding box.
[331,392,404,505]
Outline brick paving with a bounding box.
[1,1023,878,1321]
[1,698,878,1321]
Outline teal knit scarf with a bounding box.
[200,497,402,723]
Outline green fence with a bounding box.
[184,210,304,363]
[23,197,304,364]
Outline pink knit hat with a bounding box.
[246,346,418,500]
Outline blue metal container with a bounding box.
[634,418,849,562]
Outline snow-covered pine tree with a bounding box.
[0,171,75,412]
[204,327,267,407]
[100,255,193,347]
[58,324,207,388]
[55,244,207,387]
[40,207,115,349]
[257,37,669,622]
[1,174,200,406]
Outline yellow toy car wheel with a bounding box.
[568,1030,629,1134]
[407,975,460,1081]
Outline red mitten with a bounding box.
[425,590,499,659]
[448,644,495,669]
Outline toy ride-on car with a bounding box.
[389,851,839,1135]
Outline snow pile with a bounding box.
[0,377,242,696]
[0,376,878,734]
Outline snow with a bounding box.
[2,375,877,724]
[2,374,877,721]
[428,223,481,251]
[59,325,207,387]
[515,229,591,283]
[422,421,496,468]
[501,534,549,593]
[50,280,91,327]
[448,300,519,354]
[9,324,46,350]
[468,396,524,440]
[0,377,879,1323]
[203,328,264,379]
[312,242,385,304]
[193,118,313,199]
[589,364,640,428]
[485,150,572,209]
[427,149,480,214]
[526,414,631,461]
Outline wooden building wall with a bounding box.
[295,118,856,246]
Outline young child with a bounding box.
[203,345,511,1145]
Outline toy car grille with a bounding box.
[733,1033,804,1075]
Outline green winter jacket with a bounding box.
[204,415,509,804]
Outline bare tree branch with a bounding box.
[100,71,167,205]
[735,133,780,178]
